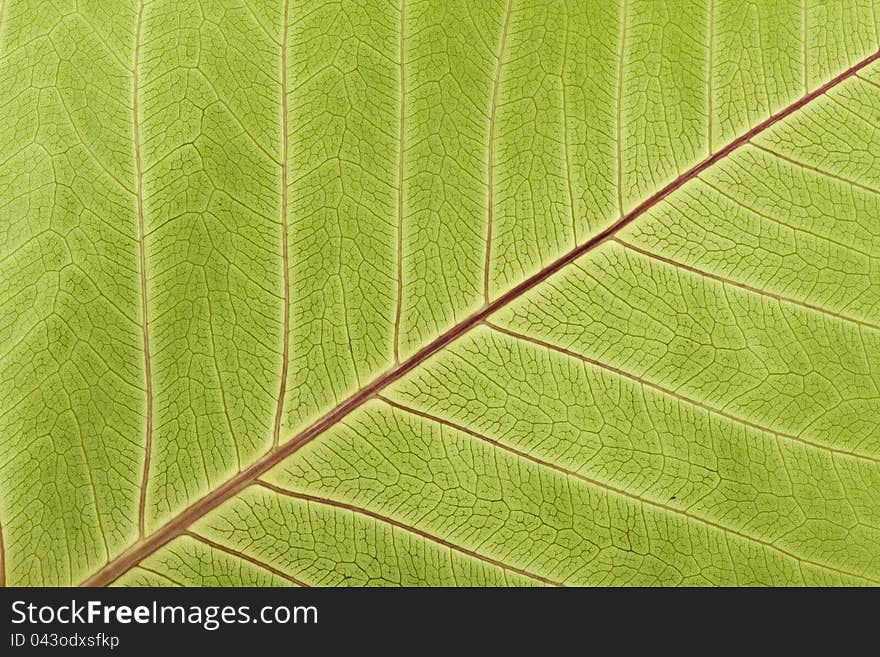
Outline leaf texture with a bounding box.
[1,0,879,587]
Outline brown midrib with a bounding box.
[81,47,880,587]
[134,0,153,540]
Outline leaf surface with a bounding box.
[1,0,879,586]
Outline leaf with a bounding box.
[1,0,879,587]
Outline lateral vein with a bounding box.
[485,321,880,465]
[613,237,880,333]
[616,0,628,216]
[184,530,310,587]
[380,396,880,586]
[393,0,406,364]
[134,0,154,540]
[483,0,514,304]
[254,480,562,586]
[272,0,291,449]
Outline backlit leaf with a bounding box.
[1,0,879,587]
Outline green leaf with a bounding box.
[1,0,879,587]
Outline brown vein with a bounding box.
[393,0,406,364]
[856,72,880,91]
[80,47,880,588]
[272,0,291,449]
[133,0,153,540]
[485,321,880,466]
[615,0,628,217]
[751,142,880,196]
[254,480,560,586]
[707,0,714,153]
[802,0,809,93]
[697,175,875,260]
[560,26,577,246]
[614,237,880,332]
[483,0,514,304]
[208,305,242,470]
[135,565,188,587]
[184,530,309,587]
[379,396,880,586]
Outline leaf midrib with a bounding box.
[81,46,880,588]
